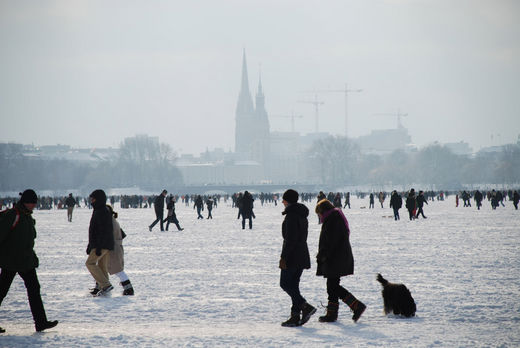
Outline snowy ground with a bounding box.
[1,196,519,347]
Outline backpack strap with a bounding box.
[1,207,21,231]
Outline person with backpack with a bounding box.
[0,189,58,333]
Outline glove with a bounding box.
[95,248,102,256]
[279,258,287,270]
[86,246,91,255]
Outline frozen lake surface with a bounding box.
[1,196,519,347]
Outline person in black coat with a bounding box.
[415,190,428,219]
[389,190,402,221]
[315,199,366,323]
[85,189,114,295]
[279,189,316,327]
[162,195,184,231]
[513,190,519,210]
[240,191,255,229]
[149,190,167,231]
[405,189,416,220]
[194,195,204,219]
[474,190,483,210]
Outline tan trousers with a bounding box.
[85,249,111,288]
[67,207,74,221]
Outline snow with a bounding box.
[1,196,519,347]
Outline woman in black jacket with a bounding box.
[279,190,316,327]
[315,199,366,323]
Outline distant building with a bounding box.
[444,141,473,156]
[354,126,412,154]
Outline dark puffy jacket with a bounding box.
[87,199,114,253]
[406,194,416,211]
[390,193,402,209]
[0,203,39,272]
[241,193,254,218]
[281,203,311,270]
[316,209,354,278]
[154,194,165,215]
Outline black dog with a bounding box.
[376,274,416,317]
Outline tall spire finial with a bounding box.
[240,49,250,96]
[258,63,263,95]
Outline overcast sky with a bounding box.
[1,0,519,155]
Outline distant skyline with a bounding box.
[1,0,519,155]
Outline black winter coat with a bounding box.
[316,210,354,278]
[87,200,114,253]
[281,203,311,270]
[406,194,416,211]
[390,193,402,210]
[241,194,254,218]
[154,194,165,215]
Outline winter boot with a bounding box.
[36,320,58,332]
[121,280,134,296]
[319,301,339,322]
[300,302,317,325]
[96,284,114,296]
[342,291,366,322]
[281,311,301,327]
[89,283,100,296]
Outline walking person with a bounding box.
[206,197,214,219]
[513,190,519,210]
[106,205,134,296]
[194,195,204,219]
[406,189,417,221]
[474,190,483,210]
[415,190,428,219]
[0,189,58,333]
[85,189,114,296]
[240,191,255,229]
[389,190,402,221]
[65,193,76,222]
[343,192,351,209]
[149,190,167,231]
[369,193,375,209]
[163,196,184,231]
[279,189,316,327]
[315,199,366,323]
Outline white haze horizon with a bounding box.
[1,1,519,155]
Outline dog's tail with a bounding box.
[377,273,389,286]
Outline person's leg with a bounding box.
[249,217,252,229]
[159,214,164,231]
[280,269,305,313]
[18,269,47,327]
[85,250,112,289]
[0,269,17,306]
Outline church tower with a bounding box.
[235,50,256,155]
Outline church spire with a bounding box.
[257,64,264,97]
[240,49,251,97]
[236,49,254,115]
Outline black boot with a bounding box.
[89,283,100,296]
[300,302,317,325]
[319,302,339,322]
[281,311,301,327]
[121,280,134,296]
[342,292,366,322]
[36,320,58,332]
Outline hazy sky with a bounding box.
[1,0,519,155]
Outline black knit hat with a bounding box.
[89,189,107,204]
[282,189,299,204]
[20,189,38,204]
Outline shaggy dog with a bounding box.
[376,273,416,317]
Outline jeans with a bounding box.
[326,277,348,303]
[280,268,305,312]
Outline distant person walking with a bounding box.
[0,189,58,333]
[343,192,351,209]
[206,197,214,219]
[369,193,375,209]
[240,191,255,229]
[315,199,366,323]
[474,190,483,210]
[163,196,183,231]
[279,189,316,327]
[406,189,417,221]
[513,190,519,210]
[415,190,428,219]
[85,189,114,296]
[389,190,402,221]
[194,195,204,219]
[149,190,167,231]
[65,193,76,222]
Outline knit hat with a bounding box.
[20,189,38,204]
[282,189,299,204]
[315,199,335,215]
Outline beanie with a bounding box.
[89,189,107,204]
[282,189,299,204]
[20,189,38,204]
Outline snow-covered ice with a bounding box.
[1,196,519,347]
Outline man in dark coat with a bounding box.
[415,190,428,219]
[149,190,167,231]
[389,190,402,220]
[194,195,204,219]
[474,190,483,210]
[279,189,316,327]
[240,191,255,229]
[0,189,58,332]
[85,189,114,295]
[65,193,76,222]
[315,199,366,323]
[513,190,519,210]
[406,189,416,220]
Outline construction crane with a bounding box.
[373,109,408,129]
[271,112,303,133]
[298,94,324,133]
[312,83,362,138]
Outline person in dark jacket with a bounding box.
[85,189,114,296]
[369,193,375,209]
[415,190,428,219]
[194,195,204,219]
[163,195,184,231]
[405,189,416,220]
[389,190,402,221]
[0,190,58,333]
[240,191,255,229]
[279,189,316,327]
[315,199,366,323]
[513,190,519,210]
[149,190,167,231]
[65,193,76,222]
[206,197,214,219]
[474,190,483,210]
